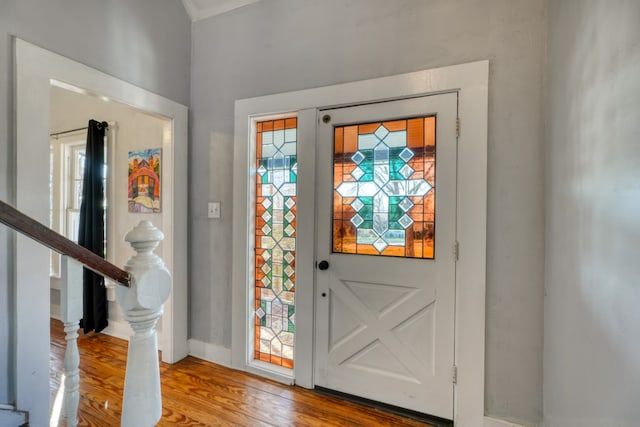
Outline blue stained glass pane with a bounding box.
[351,151,365,164]
[383,131,407,147]
[351,214,364,227]
[351,166,365,180]
[374,144,389,162]
[399,197,414,212]
[358,134,379,150]
[351,199,364,212]
[399,147,414,162]
[374,125,390,140]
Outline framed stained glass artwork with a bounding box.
[254,117,297,369]
[332,117,436,259]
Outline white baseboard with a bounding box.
[188,339,231,367]
[0,407,27,426]
[50,304,61,321]
[103,319,132,342]
[485,415,528,427]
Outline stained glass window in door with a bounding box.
[254,117,297,369]
[333,117,436,258]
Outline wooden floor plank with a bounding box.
[49,319,434,426]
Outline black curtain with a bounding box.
[78,120,108,334]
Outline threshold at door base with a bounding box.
[313,386,453,427]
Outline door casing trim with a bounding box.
[232,60,488,426]
[14,39,189,426]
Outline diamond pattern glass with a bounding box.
[333,117,436,258]
[255,117,297,369]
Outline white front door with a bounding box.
[314,93,458,419]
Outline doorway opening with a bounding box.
[48,84,172,343]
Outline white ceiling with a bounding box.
[182,0,262,22]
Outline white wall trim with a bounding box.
[233,60,488,426]
[50,304,61,321]
[484,415,529,427]
[103,320,133,342]
[0,408,27,427]
[188,339,231,367]
[15,38,189,426]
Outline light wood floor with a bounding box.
[50,319,435,426]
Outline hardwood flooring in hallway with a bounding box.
[49,319,435,426]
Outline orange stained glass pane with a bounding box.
[424,190,435,217]
[407,118,424,149]
[343,126,358,154]
[341,226,357,254]
[333,193,343,219]
[356,245,381,255]
[274,119,285,130]
[342,162,356,175]
[342,205,355,221]
[381,246,405,257]
[256,133,262,161]
[333,162,343,187]
[358,123,380,134]
[383,119,407,132]
[425,161,435,186]
[334,127,344,154]
[333,220,343,252]
[285,117,297,129]
[409,204,423,221]
[256,122,263,132]
[262,121,273,131]
[282,358,294,369]
[425,116,436,159]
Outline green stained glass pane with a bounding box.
[254,118,297,369]
[361,220,373,229]
[359,205,373,220]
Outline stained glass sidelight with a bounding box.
[333,117,436,258]
[254,117,297,369]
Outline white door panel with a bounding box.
[315,93,458,419]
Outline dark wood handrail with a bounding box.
[0,200,131,287]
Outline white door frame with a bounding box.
[232,60,488,426]
[14,39,188,426]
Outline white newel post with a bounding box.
[117,221,171,427]
[60,256,83,427]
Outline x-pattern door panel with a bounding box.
[315,93,457,419]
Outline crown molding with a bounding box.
[182,0,261,22]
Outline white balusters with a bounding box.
[117,221,171,427]
[59,256,83,427]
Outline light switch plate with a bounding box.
[208,201,221,219]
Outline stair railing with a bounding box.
[0,200,170,427]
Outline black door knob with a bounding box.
[318,260,330,270]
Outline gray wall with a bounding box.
[0,0,190,404]
[190,0,546,424]
[545,1,640,426]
